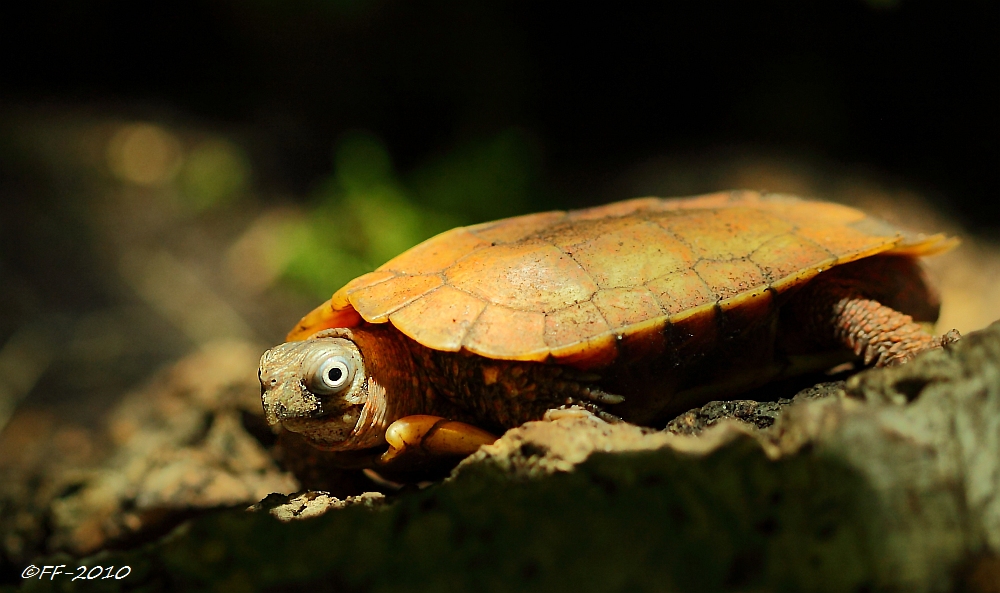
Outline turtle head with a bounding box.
[259,327,409,451]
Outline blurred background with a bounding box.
[0,0,997,491]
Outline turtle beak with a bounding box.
[259,345,323,426]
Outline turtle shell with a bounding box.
[288,191,953,367]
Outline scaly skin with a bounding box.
[786,256,958,367]
[830,294,947,366]
[414,346,621,431]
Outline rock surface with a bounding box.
[0,341,299,568]
[8,321,1000,592]
[253,491,385,522]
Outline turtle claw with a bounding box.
[554,380,625,406]
[887,328,963,367]
[374,415,498,480]
[547,403,622,424]
[594,409,623,423]
[544,406,605,423]
[939,328,962,347]
[582,387,625,405]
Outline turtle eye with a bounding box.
[308,356,354,395]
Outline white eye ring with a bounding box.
[310,356,353,395]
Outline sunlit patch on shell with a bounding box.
[694,258,767,301]
[592,286,664,331]
[286,299,363,341]
[540,217,630,249]
[756,192,799,205]
[757,197,866,227]
[847,215,907,239]
[562,221,695,288]
[646,269,716,315]
[327,289,352,314]
[768,264,832,294]
[566,197,664,221]
[886,232,958,257]
[389,286,488,351]
[379,228,488,275]
[544,301,618,368]
[793,224,894,260]
[647,191,744,212]
[349,274,444,322]
[462,304,548,360]
[445,241,597,312]
[340,270,396,296]
[661,207,793,261]
[717,285,773,312]
[543,301,612,349]
[750,233,835,282]
[467,211,568,244]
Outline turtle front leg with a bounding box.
[546,376,625,423]
[372,415,498,479]
[373,381,623,474]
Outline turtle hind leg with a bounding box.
[788,267,960,367]
[828,294,959,366]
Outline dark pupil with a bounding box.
[327,367,343,383]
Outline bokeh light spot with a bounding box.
[225,208,305,293]
[106,123,184,186]
[180,140,251,211]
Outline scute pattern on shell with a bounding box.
[288,191,952,366]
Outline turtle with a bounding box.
[259,190,959,473]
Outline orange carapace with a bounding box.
[259,191,958,471]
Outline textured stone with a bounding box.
[1,341,299,565]
[252,491,386,522]
[10,323,1000,593]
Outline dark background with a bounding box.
[3,0,997,220]
[0,0,997,423]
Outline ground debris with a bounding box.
[0,341,298,567]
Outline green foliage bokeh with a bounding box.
[277,129,546,299]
